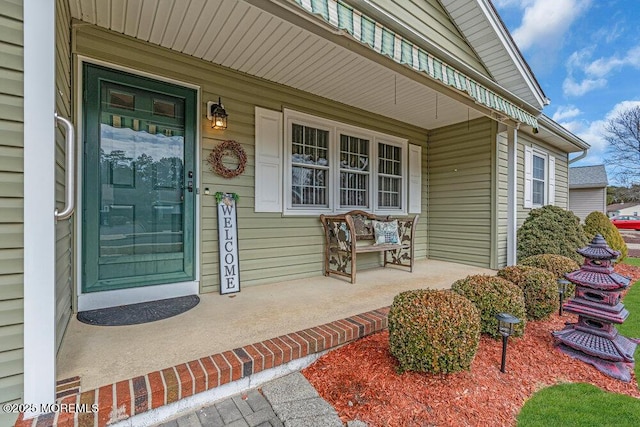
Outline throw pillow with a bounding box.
[373,219,400,245]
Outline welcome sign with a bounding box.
[217,193,240,294]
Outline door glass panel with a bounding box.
[108,90,135,110]
[153,99,176,118]
[99,83,185,259]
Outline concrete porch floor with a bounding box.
[57,259,494,392]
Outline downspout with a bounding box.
[569,149,588,164]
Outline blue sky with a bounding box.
[493,0,640,184]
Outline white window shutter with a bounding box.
[548,155,556,205]
[524,145,533,208]
[254,107,283,212]
[408,143,422,213]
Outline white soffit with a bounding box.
[68,0,487,130]
[440,0,547,109]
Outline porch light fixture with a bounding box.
[557,278,571,316]
[495,312,520,373]
[207,97,228,129]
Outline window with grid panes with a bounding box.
[532,154,545,206]
[284,110,408,214]
[291,123,330,207]
[378,143,402,209]
[339,134,370,208]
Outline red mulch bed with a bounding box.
[303,265,640,427]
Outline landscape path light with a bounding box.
[557,278,571,316]
[495,312,520,373]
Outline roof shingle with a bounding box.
[569,165,608,189]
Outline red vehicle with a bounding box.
[610,215,640,230]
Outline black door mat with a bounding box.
[77,295,200,326]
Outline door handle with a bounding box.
[54,112,75,221]
[186,170,194,192]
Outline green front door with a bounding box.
[82,64,196,293]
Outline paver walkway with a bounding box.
[154,373,353,427]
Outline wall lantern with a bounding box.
[207,97,228,129]
[495,312,520,373]
[557,278,571,316]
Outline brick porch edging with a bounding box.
[15,307,390,427]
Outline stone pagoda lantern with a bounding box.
[553,234,637,381]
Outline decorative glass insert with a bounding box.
[108,90,135,110]
[339,134,369,208]
[153,99,176,118]
[291,124,329,207]
[533,154,545,205]
[378,143,402,208]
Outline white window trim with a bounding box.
[524,145,556,209]
[283,109,408,215]
[531,150,547,208]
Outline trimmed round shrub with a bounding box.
[388,289,480,374]
[519,254,580,277]
[451,275,526,339]
[519,254,580,297]
[497,265,558,320]
[583,211,628,262]
[517,205,588,264]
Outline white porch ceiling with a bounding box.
[68,0,486,130]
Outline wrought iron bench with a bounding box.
[319,210,418,283]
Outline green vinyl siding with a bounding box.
[495,130,571,267]
[0,0,23,423]
[365,0,490,77]
[427,118,494,268]
[496,130,509,268]
[55,0,73,352]
[73,23,428,293]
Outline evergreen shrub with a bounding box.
[583,211,628,262]
[451,275,526,339]
[497,265,558,320]
[388,289,480,374]
[519,254,580,297]
[517,205,588,264]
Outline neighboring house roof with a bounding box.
[607,202,640,213]
[569,165,608,189]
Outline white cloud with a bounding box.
[562,100,640,180]
[492,0,533,7]
[562,76,607,97]
[584,46,640,77]
[563,45,640,97]
[510,0,591,50]
[551,105,582,121]
[603,100,640,121]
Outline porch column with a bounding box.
[23,0,57,411]
[507,125,518,265]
